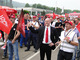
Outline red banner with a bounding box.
[65,13,69,17]
[16,9,25,37]
[76,23,80,32]
[53,13,56,19]
[0,9,13,34]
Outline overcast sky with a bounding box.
[13,0,80,10]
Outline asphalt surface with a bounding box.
[0,38,59,60]
[1,39,77,60]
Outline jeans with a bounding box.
[7,40,19,60]
[72,46,78,60]
[77,39,80,60]
[3,45,7,57]
[20,30,28,47]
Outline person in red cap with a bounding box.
[25,15,39,52]
[65,21,73,26]
[56,21,79,60]
[4,14,20,60]
[39,16,44,26]
[33,16,36,18]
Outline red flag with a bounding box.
[17,9,25,37]
[53,13,56,19]
[76,23,80,32]
[78,15,80,18]
[65,13,69,17]
[0,9,13,34]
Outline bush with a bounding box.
[23,10,30,14]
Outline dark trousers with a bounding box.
[40,44,52,60]
[57,50,73,60]
[31,33,38,50]
[27,30,32,50]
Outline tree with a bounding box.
[64,9,72,14]
[56,7,62,14]
[37,4,43,9]
[23,10,29,14]
[41,11,45,16]
[25,3,30,7]
[72,10,80,13]
[32,4,37,8]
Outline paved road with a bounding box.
[0,42,37,60]
[0,39,61,60]
[26,46,59,60]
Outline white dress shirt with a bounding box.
[42,26,52,44]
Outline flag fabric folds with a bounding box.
[65,13,69,17]
[53,13,56,19]
[0,9,13,34]
[16,9,25,37]
[76,23,80,32]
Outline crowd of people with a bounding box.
[0,13,80,60]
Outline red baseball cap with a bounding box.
[10,15,15,18]
[33,16,36,18]
[65,21,73,26]
[41,16,43,18]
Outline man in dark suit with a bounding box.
[28,18,59,60]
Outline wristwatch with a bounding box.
[68,41,71,43]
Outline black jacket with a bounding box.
[29,26,59,49]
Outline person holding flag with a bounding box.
[19,14,29,48]
[75,18,80,60]
[71,20,80,60]
[4,14,20,60]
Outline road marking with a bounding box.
[26,51,40,60]
[26,45,60,60]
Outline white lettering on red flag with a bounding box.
[0,15,8,27]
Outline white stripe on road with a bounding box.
[26,51,40,60]
[26,45,60,60]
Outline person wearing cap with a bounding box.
[39,16,44,26]
[71,20,80,60]
[4,14,20,60]
[1,15,16,59]
[25,16,39,52]
[56,21,79,60]
[74,18,80,60]
[31,16,39,52]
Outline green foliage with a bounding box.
[41,11,45,16]
[25,3,30,7]
[64,9,72,13]
[72,10,80,13]
[23,10,30,14]
[25,3,80,14]
[32,3,55,12]
[32,4,37,8]
[32,12,35,15]
[56,7,62,14]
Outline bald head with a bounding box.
[45,18,51,27]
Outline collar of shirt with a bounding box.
[42,26,52,44]
[64,29,72,37]
[45,26,50,29]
